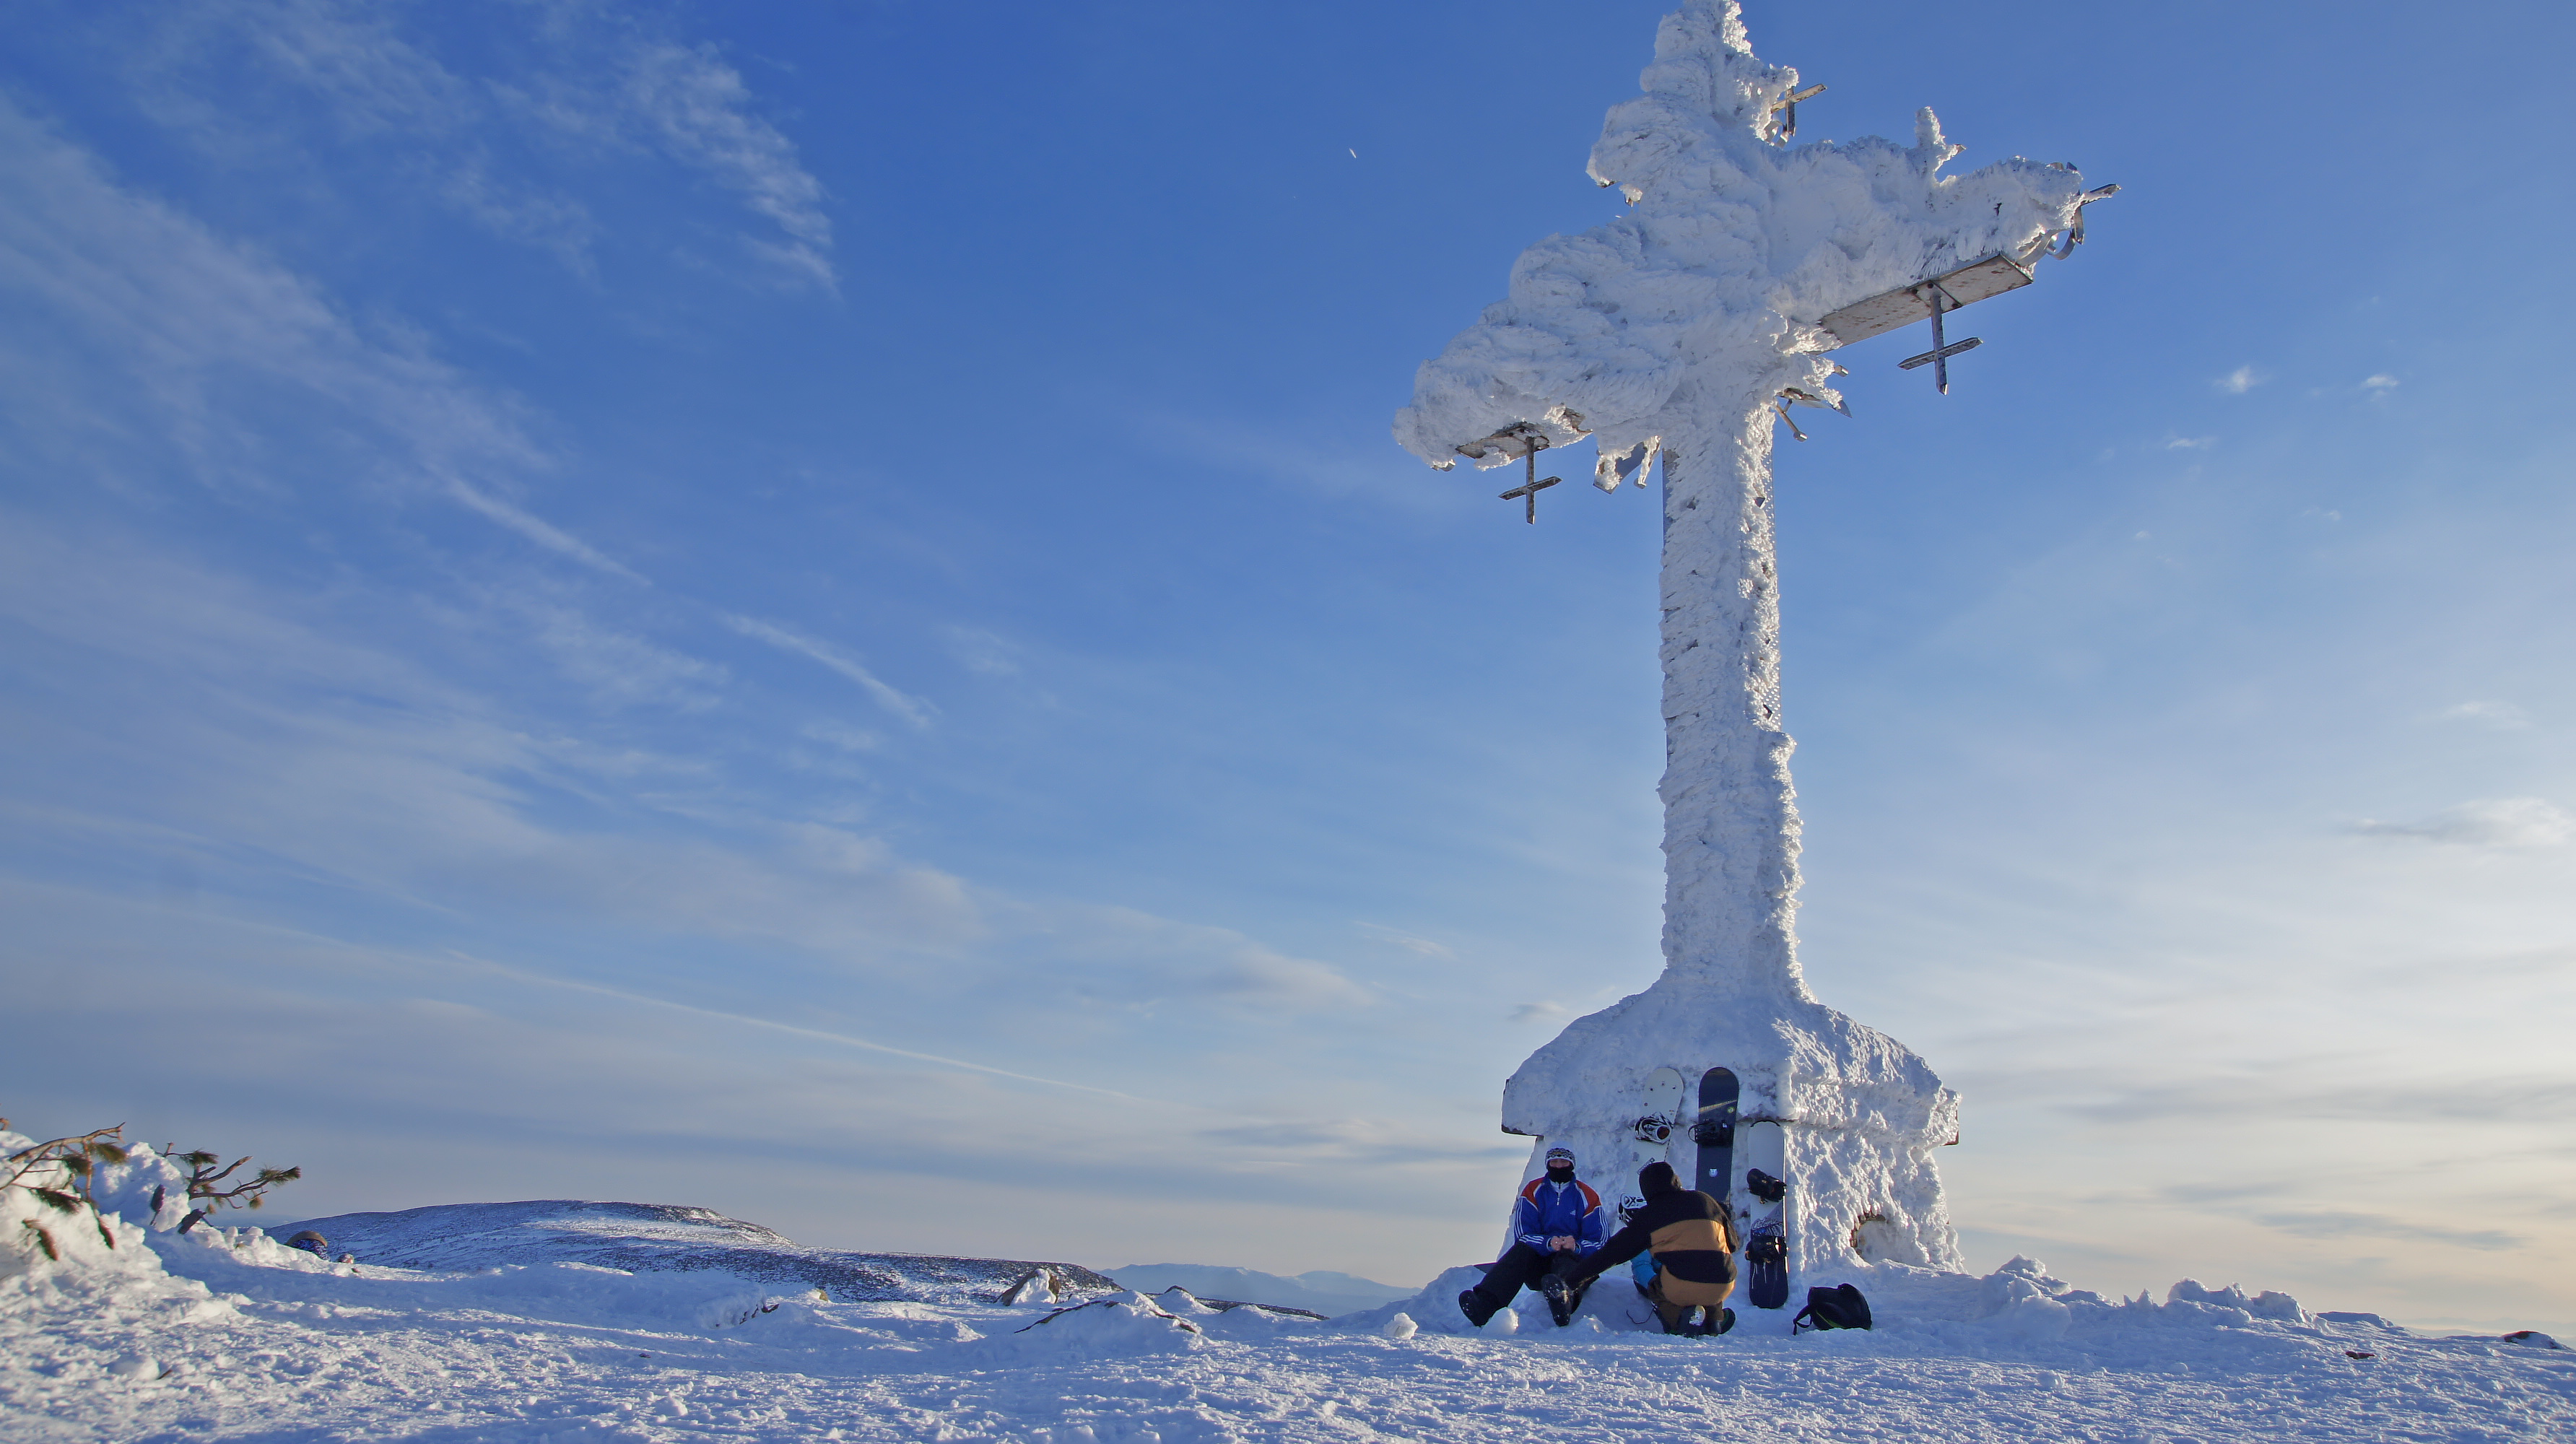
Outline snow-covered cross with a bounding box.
[1393,0,2116,1308]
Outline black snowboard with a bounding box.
[1692,1068,1739,1203]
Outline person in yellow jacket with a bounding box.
[1563,1160,1739,1335]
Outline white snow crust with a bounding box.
[7,1170,2568,1441]
[1396,0,2113,1281]
[1109,1264,1410,1318]
[283,1199,1121,1304]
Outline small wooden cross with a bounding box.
[1897,281,1983,393]
[1769,82,1825,139]
[1498,447,1562,523]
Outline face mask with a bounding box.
[1546,1165,1574,1183]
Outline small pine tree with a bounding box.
[170,1147,302,1234]
[2,1117,129,1254]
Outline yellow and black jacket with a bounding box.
[1573,1184,1739,1289]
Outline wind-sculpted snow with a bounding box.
[285,1199,1120,1305]
[1110,1262,1411,1318]
[9,1201,2570,1443]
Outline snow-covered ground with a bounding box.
[284,1200,1121,1305]
[1104,1266,1411,1320]
[8,1165,2572,1441]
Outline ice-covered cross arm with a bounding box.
[1393,0,2111,478]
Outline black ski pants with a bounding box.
[1468,1243,1591,1313]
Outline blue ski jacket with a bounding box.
[1514,1176,1606,1256]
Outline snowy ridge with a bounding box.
[8,1170,2571,1440]
[282,1199,1119,1305]
[1109,1263,1412,1318]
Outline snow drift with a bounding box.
[287,1199,1118,1305]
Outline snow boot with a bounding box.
[1539,1274,1575,1327]
[1458,1290,1498,1328]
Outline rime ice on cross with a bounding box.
[1393,0,2112,1295]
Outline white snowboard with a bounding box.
[1738,1118,1791,1310]
[1630,1066,1688,1204]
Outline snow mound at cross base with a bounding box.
[286,1200,1116,1305]
[1341,1255,2321,1345]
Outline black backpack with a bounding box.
[1791,1283,1873,1334]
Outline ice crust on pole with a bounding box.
[1397,1,2102,1295]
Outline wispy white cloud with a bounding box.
[0,93,633,577]
[519,601,726,708]
[123,0,832,288]
[942,626,1022,677]
[2214,365,2262,394]
[0,516,1374,1027]
[720,614,934,728]
[799,720,883,753]
[2255,1209,2522,1252]
[439,158,599,273]
[617,41,835,291]
[2436,700,2533,731]
[2165,435,2216,451]
[1356,921,1455,960]
[2361,373,2400,391]
[445,478,643,582]
[458,949,1150,1103]
[2352,797,2573,849]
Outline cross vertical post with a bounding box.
[1497,445,1562,523]
[1897,281,1984,392]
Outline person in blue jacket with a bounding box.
[1458,1146,1607,1328]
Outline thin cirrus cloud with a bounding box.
[0,92,623,575]
[444,477,645,583]
[2351,798,2575,850]
[2436,700,2533,730]
[2255,1211,2523,1253]
[0,507,1370,1029]
[2215,365,2262,393]
[720,614,935,728]
[126,0,834,288]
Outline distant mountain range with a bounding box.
[1108,1263,1414,1318]
[285,1200,1117,1305]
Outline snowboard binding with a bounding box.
[1539,1272,1585,1328]
[1632,1115,1674,1144]
[1744,1168,1788,1204]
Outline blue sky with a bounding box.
[3,0,2572,1331]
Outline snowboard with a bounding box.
[1623,1066,1692,1308]
[1632,1066,1688,1200]
[1739,1117,1790,1310]
[1692,1068,1739,1204]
